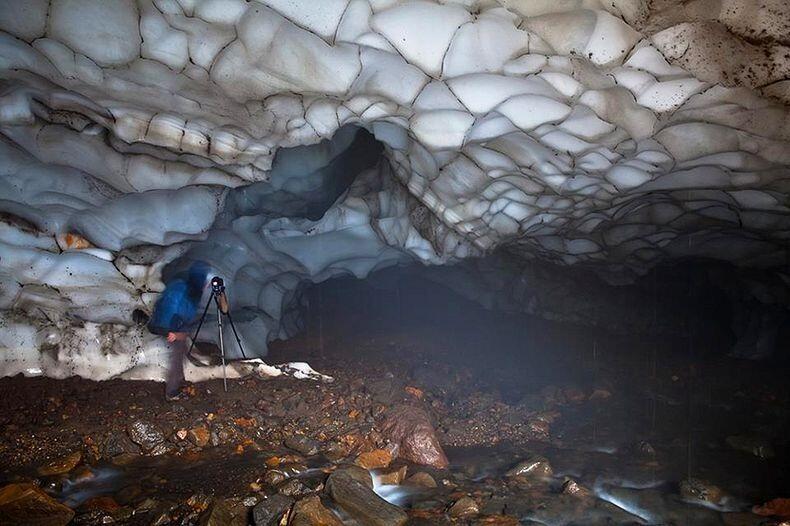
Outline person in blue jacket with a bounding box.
[148,261,210,399]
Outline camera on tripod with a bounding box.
[188,274,247,392]
[211,276,225,294]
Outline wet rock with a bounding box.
[325,468,408,526]
[290,495,342,526]
[506,455,553,479]
[252,494,294,526]
[637,440,656,455]
[187,493,213,514]
[599,485,724,525]
[148,501,179,526]
[263,470,287,488]
[150,442,176,456]
[334,464,374,489]
[356,449,392,470]
[134,497,158,514]
[726,435,775,459]
[80,495,121,513]
[198,498,247,526]
[562,478,592,498]
[405,472,437,488]
[377,466,407,485]
[210,423,235,447]
[263,469,288,487]
[381,404,448,469]
[189,425,211,448]
[37,451,82,475]
[277,478,313,498]
[680,478,730,509]
[284,435,320,456]
[102,431,139,457]
[127,420,165,451]
[0,483,75,525]
[753,497,790,519]
[448,496,479,518]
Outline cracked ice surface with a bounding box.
[1,0,789,379]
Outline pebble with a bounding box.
[449,496,479,518]
[127,420,165,451]
[284,435,321,457]
[188,425,211,448]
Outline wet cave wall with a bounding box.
[0,0,789,380]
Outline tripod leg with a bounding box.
[217,299,227,392]
[187,291,214,357]
[224,310,247,359]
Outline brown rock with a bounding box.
[0,483,74,525]
[252,493,294,526]
[325,469,407,526]
[333,465,373,489]
[80,495,121,513]
[253,494,293,526]
[381,404,449,469]
[355,449,392,470]
[290,495,342,526]
[506,456,553,479]
[37,451,82,476]
[377,466,407,485]
[263,470,287,488]
[189,425,211,448]
[448,496,479,518]
[198,498,247,526]
[405,472,437,488]
[284,436,321,456]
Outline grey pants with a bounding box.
[166,339,187,396]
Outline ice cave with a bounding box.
[0,0,789,524]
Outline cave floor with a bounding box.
[1,317,789,525]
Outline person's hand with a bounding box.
[218,292,229,314]
[167,332,187,342]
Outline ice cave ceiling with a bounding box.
[0,0,789,379]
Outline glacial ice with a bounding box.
[1,0,789,379]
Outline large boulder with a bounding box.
[381,404,449,469]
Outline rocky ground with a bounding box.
[1,306,790,525]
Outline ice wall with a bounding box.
[1,0,789,378]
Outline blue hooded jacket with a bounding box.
[148,262,210,335]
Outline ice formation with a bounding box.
[1,0,789,379]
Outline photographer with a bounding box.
[148,261,210,400]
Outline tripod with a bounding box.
[187,276,247,392]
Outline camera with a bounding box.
[210,276,225,294]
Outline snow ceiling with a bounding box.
[1,0,789,379]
